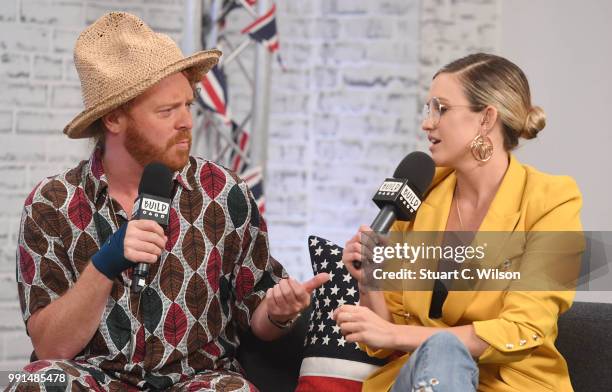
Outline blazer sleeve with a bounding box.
[359,341,396,360]
[473,176,584,364]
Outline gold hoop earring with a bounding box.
[470,134,493,162]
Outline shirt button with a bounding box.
[533,334,539,341]
[519,339,527,346]
[506,343,514,349]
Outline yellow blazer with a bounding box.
[361,154,583,392]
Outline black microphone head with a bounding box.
[139,162,173,198]
[393,151,435,195]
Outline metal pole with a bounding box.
[220,38,252,66]
[202,0,223,160]
[250,0,272,179]
[207,0,222,49]
[181,0,202,55]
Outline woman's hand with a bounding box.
[341,225,387,284]
[333,304,397,350]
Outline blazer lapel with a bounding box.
[441,155,526,325]
[405,169,456,324]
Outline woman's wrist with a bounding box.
[357,281,369,295]
[390,324,413,352]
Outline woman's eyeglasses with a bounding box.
[421,97,484,127]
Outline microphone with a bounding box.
[130,162,174,293]
[354,151,435,269]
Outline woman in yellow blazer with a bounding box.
[334,53,583,392]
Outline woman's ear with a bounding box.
[481,106,498,133]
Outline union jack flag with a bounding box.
[196,68,265,214]
[228,121,266,215]
[229,120,250,174]
[218,0,258,28]
[196,65,231,124]
[240,4,279,53]
[241,165,265,215]
[197,2,276,215]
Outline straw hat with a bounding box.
[64,12,221,139]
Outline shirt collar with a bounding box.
[175,157,195,191]
[85,147,195,204]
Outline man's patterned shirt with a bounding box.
[16,149,286,389]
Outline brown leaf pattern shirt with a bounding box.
[16,149,287,389]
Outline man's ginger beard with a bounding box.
[123,117,191,172]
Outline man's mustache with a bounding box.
[169,134,192,146]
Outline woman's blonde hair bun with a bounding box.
[520,106,546,140]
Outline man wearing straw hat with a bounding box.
[11,12,327,391]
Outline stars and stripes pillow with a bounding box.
[295,236,387,392]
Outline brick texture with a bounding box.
[215,0,498,284]
[0,0,499,370]
[0,0,186,369]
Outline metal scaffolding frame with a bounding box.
[188,0,272,180]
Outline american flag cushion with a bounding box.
[295,236,387,392]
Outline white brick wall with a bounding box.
[0,0,187,369]
[253,1,402,281]
[211,0,499,280]
[264,0,419,281]
[0,0,499,371]
[419,0,500,101]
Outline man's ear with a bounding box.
[101,107,127,135]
